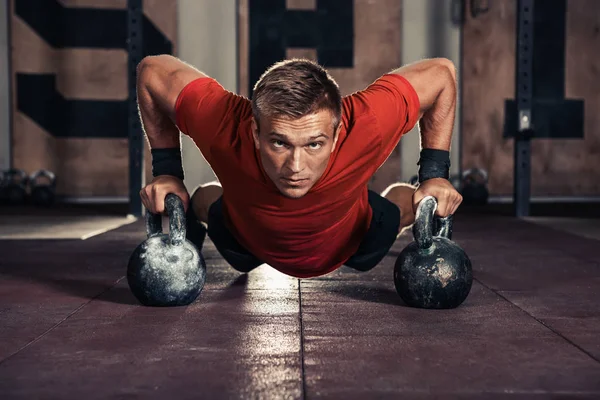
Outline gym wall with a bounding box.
[177,0,236,193]
[0,0,9,171]
[9,0,177,200]
[462,0,600,198]
[8,0,598,201]
[400,0,462,183]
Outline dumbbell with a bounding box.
[460,168,489,206]
[1,169,29,205]
[29,169,57,207]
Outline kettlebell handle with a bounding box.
[5,168,28,184]
[145,193,187,247]
[29,169,57,188]
[413,196,453,250]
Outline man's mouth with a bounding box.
[282,178,308,186]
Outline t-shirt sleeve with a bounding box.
[359,74,421,165]
[175,77,250,164]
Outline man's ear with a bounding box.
[251,117,260,149]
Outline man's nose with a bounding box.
[286,148,305,173]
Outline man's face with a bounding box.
[252,110,340,199]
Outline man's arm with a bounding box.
[136,54,208,149]
[136,55,208,214]
[391,58,462,217]
[391,58,457,151]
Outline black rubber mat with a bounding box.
[0,212,599,398]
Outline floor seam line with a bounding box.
[475,277,600,365]
[299,279,307,400]
[0,276,125,366]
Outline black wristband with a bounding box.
[417,148,450,183]
[151,147,184,180]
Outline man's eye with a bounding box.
[308,142,323,150]
[272,140,285,148]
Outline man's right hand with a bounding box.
[140,175,190,214]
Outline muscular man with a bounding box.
[137,55,462,278]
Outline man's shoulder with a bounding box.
[177,77,230,101]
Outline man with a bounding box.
[137,55,462,278]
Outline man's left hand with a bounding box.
[413,178,462,217]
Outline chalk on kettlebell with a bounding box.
[394,196,473,309]
[127,193,207,307]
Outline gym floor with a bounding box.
[1,204,600,399]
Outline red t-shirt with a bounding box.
[175,74,420,278]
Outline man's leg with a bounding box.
[183,181,222,253]
[190,181,223,225]
[380,182,417,236]
[190,181,263,273]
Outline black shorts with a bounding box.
[197,190,400,274]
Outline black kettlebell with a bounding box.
[394,196,473,309]
[29,169,57,207]
[1,169,28,205]
[127,193,207,307]
[449,174,462,191]
[461,168,489,206]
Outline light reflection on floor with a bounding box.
[235,264,302,397]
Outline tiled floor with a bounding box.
[0,214,137,240]
[0,213,599,399]
[524,216,600,241]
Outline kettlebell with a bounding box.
[461,168,489,206]
[29,169,57,207]
[1,169,28,205]
[394,196,473,309]
[127,193,207,307]
[449,174,462,191]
